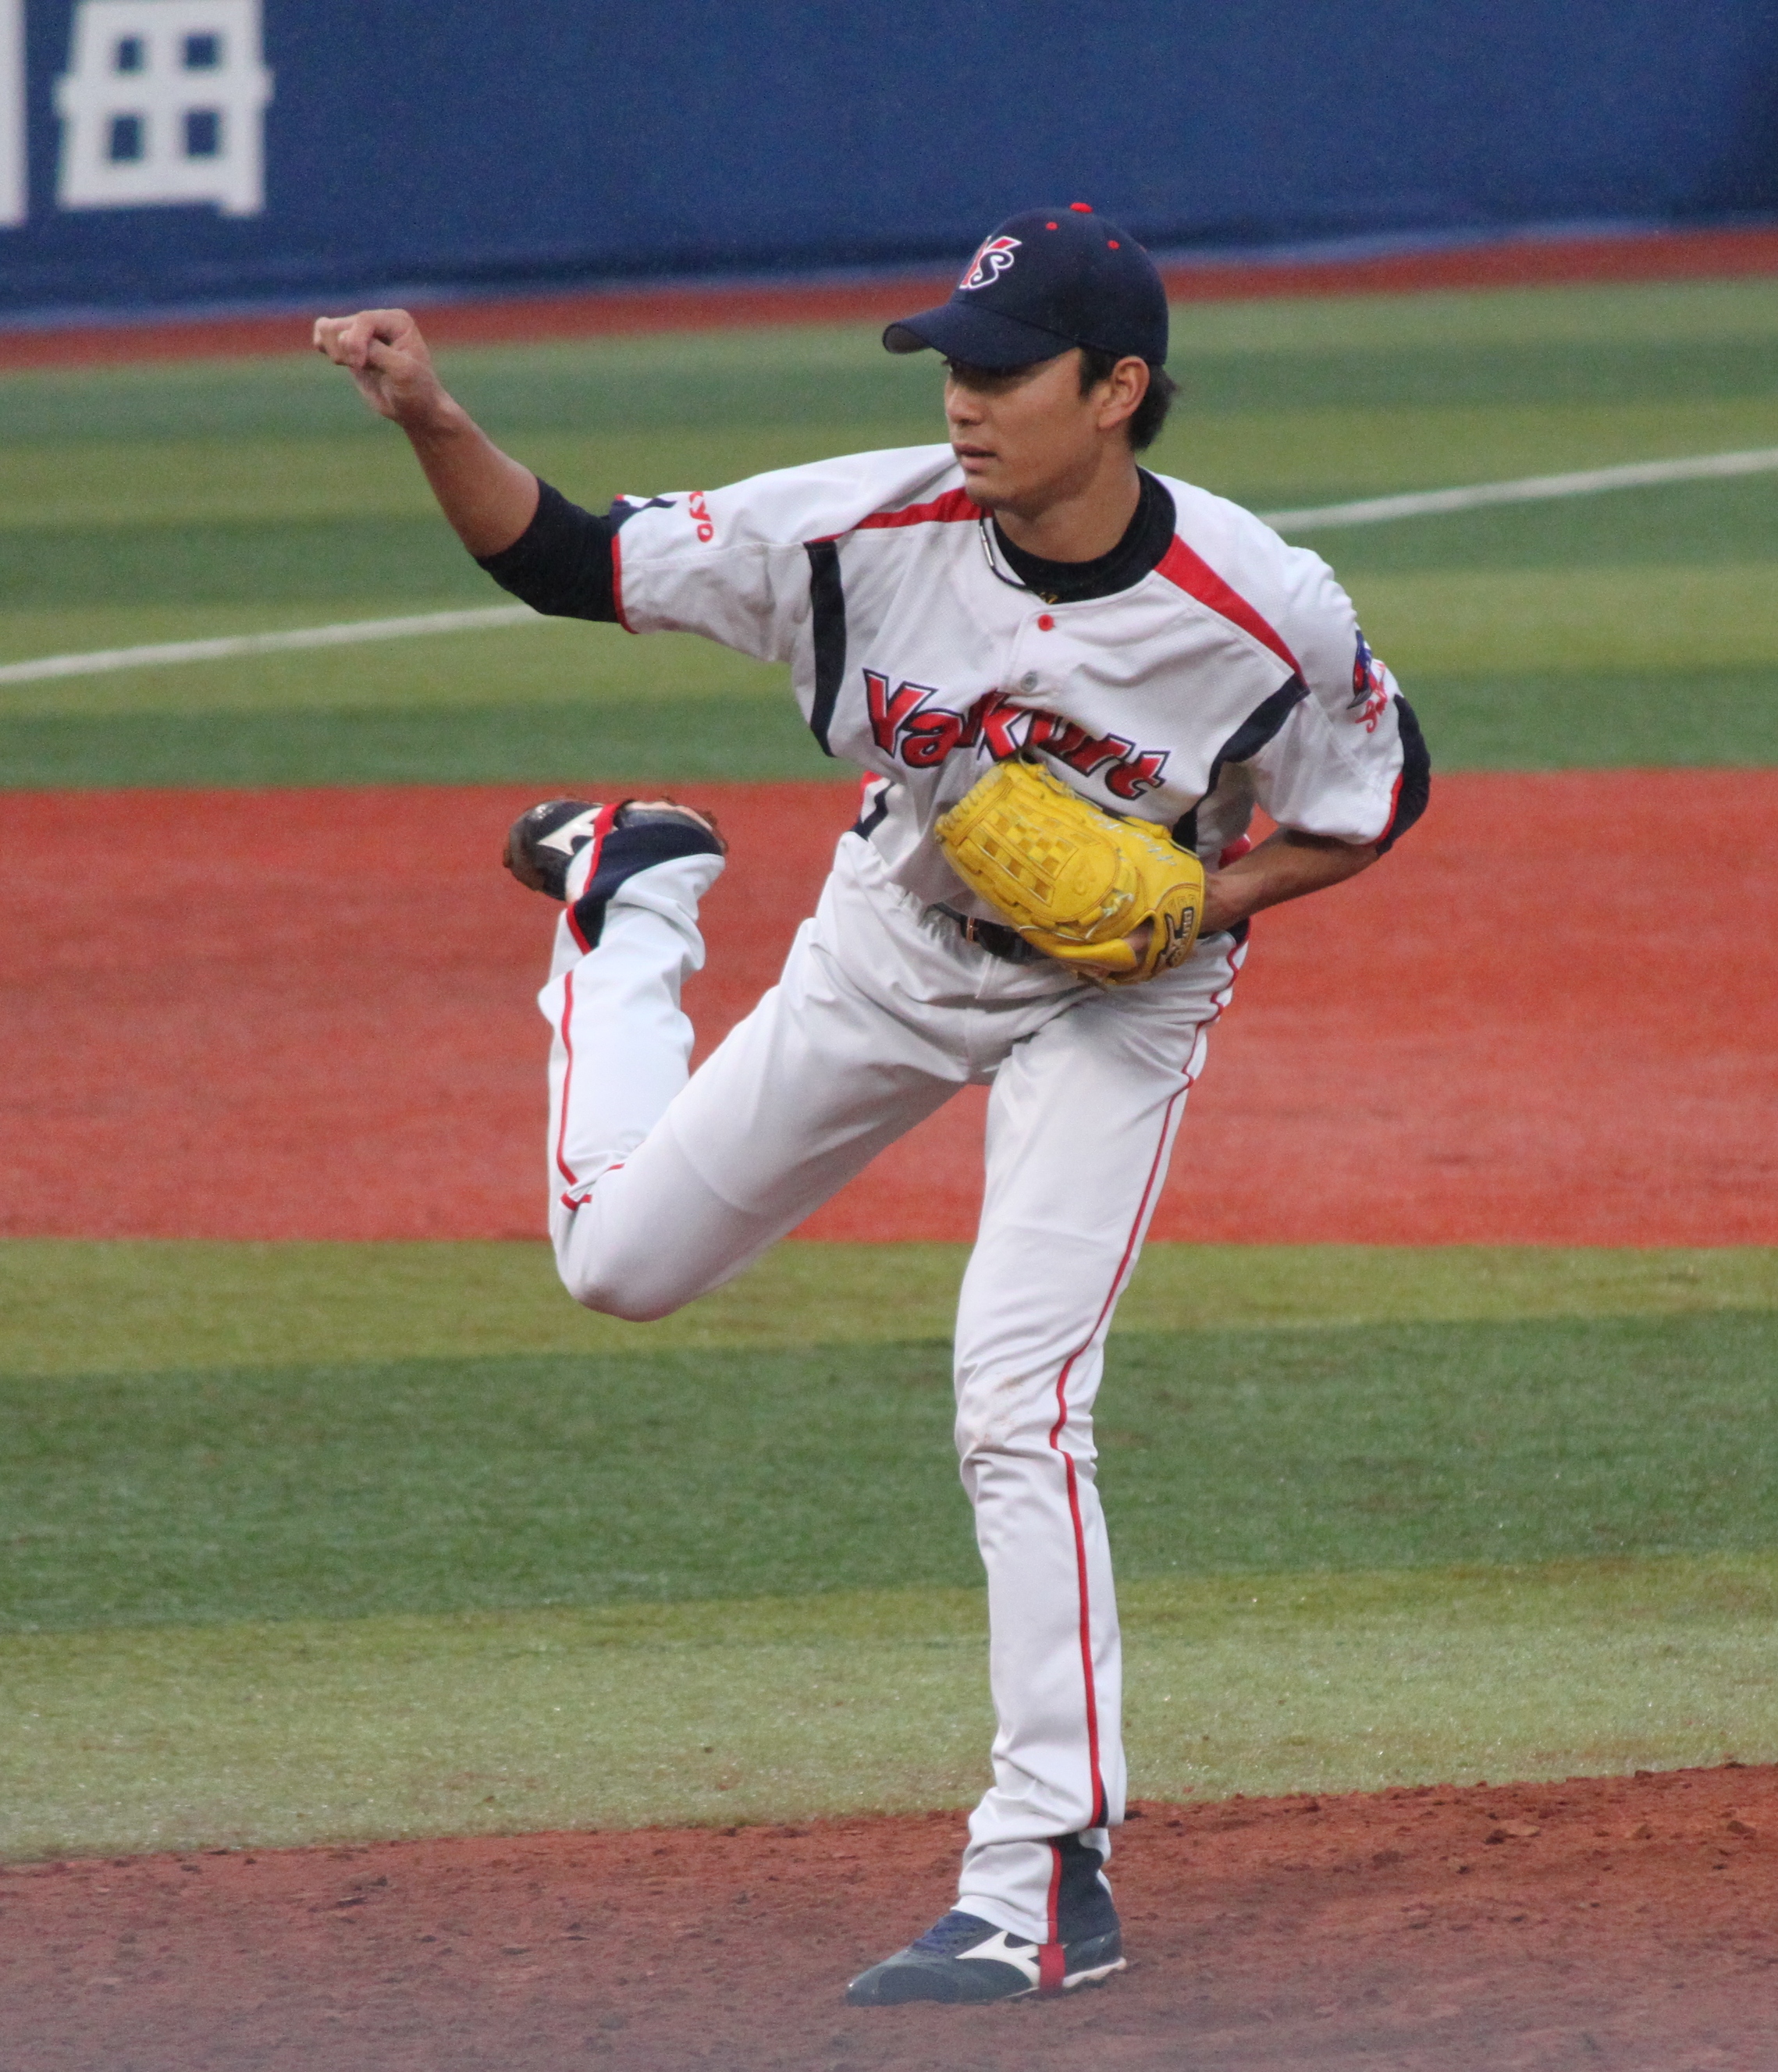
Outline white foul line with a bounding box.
[1260,444,1778,531]
[0,602,540,687]
[2,446,1777,688]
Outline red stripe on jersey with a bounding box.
[855,486,982,531]
[1156,536,1302,677]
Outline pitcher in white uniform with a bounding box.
[315,201,1429,2008]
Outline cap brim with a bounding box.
[882,300,1076,369]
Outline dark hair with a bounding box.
[1077,347,1177,450]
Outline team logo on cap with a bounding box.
[959,236,1021,290]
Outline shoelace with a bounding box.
[909,1910,1033,1956]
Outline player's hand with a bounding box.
[1075,876,1242,976]
[312,308,451,428]
[1076,887,1235,976]
[1071,920,1154,980]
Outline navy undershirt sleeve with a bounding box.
[475,478,620,622]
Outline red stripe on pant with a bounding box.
[565,802,621,954]
[1044,1080,1186,1842]
[553,969,581,1190]
[555,804,625,1207]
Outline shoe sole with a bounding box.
[939,1955,1129,2006]
[1022,1955,1126,1999]
[1065,1956,1127,1989]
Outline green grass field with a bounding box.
[5,1242,1776,1857]
[4,276,1776,1861]
[4,276,1778,787]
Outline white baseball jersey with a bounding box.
[508,439,1429,1956]
[609,444,1422,919]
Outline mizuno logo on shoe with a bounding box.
[537,808,600,857]
[954,1929,1041,1987]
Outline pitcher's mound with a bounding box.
[5,1765,1773,2070]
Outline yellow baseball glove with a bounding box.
[935,759,1206,984]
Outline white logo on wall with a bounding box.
[55,0,272,215]
[0,0,24,226]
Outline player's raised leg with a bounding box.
[510,804,974,1322]
[516,798,734,1318]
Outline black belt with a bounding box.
[932,905,1045,965]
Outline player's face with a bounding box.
[944,351,1136,513]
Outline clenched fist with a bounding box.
[310,305,539,553]
[313,307,450,428]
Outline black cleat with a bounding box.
[845,1837,1125,2006]
[844,1908,1124,2006]
[503,797,603,899]
[503,797,726,947]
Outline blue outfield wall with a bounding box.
[2,0,1777,318]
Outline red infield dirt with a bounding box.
[4,769,1776,1244]
[3,1767,1773,2071]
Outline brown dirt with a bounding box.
[2,1768,1773,2070]
[5,771,1775,1246]
[5,224,1778,371]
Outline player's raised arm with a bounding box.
[312,308,539,558]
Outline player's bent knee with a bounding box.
[557,1260,685,1324]
[581,1288,681,1324]
[553,1230,699,1323]
[567,1279,681,1324]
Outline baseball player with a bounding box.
[315,203,1428,2007]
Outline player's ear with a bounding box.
[1096,356,1150,437]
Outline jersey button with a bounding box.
[1037,613,1055,631]
[1019,671,1039,692]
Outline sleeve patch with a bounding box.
[1350,629,1391,731]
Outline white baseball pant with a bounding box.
[539,830,1240,1946]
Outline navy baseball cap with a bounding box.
[884,204,1168,369]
